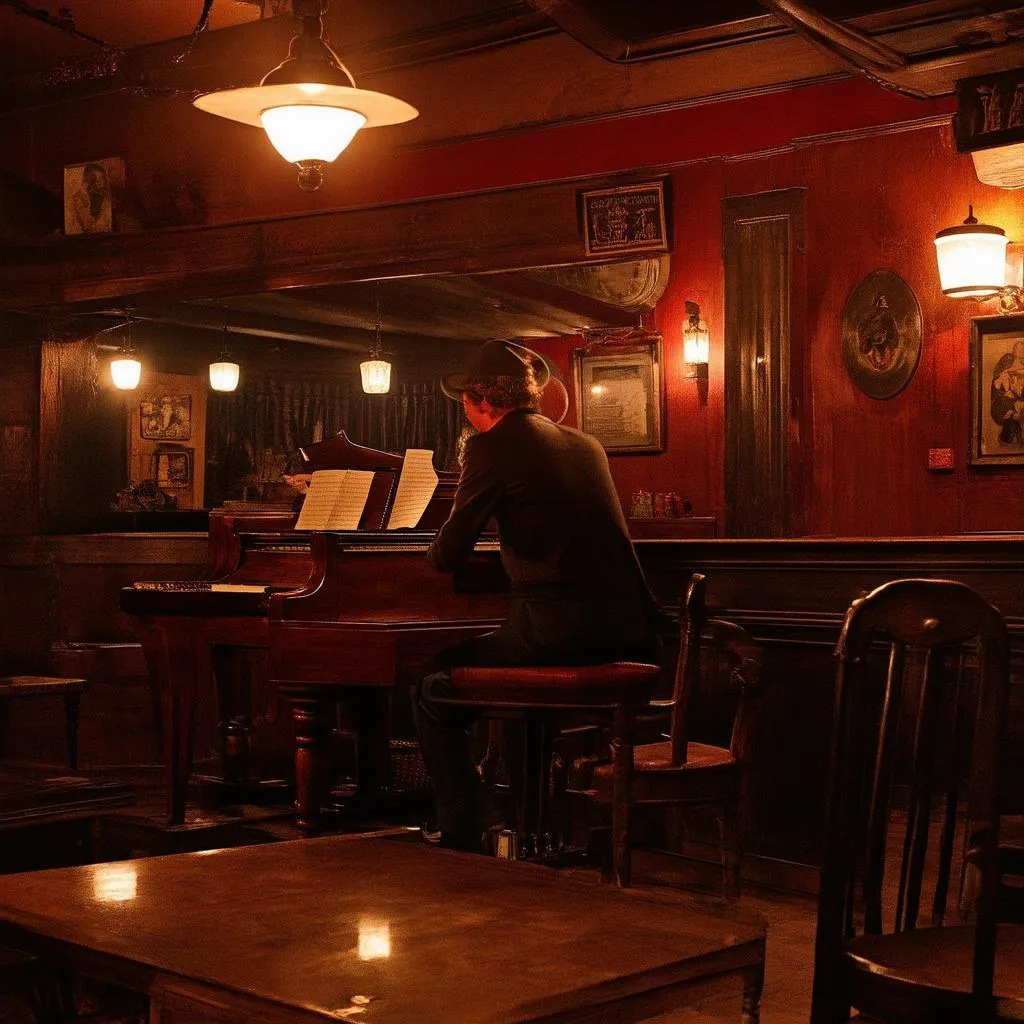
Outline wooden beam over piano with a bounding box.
[0,172,672,311]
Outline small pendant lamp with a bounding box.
[360,284,392,394]
[209,325,240,392]
[110,319,142,390]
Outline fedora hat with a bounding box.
[440,340,550,400]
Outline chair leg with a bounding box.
[719,798,742,900]
[63,693,82,772]
[610,704,633,887]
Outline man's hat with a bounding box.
[440,340,550,400]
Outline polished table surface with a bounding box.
[0,836,766,1023]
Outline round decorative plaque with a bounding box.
[841,269,922,400]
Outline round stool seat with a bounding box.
[447,662,660,707]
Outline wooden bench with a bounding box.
[0,677,88,770]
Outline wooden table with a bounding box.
[0,837,766,1023]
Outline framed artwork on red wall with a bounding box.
[969,314,1024,466]
[572,330,664,453]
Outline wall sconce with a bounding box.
[107,319,142,390]
[193,0,417,192]
[934,206,1024,313]
[360,284,392,394]
[209,326,240,392]
[683,300,710,379]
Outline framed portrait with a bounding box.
[572,333,664,453]
[140,395,192,441]
[579,181,670,258]
[970,315,1024,466]
[63,156,124,235]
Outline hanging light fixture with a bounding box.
[193,0,418,192]
[360,284,392,394]
[934,205,1009,299]
[109,319,142,390]
[209,323,240,392]
[682,300,710,380]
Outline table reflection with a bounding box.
[92,863,138,903]
[357,918,391,960]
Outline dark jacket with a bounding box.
[428,409,657,659]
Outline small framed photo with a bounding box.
[156,450,192,488]
[573,333,665,453]
[63,156,124,235]
[140,396,192,441]
[579,180,670,258]
[970,315,1024,466]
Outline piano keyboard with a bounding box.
[131,582,269,594]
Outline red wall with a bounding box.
[6,73,1023,536]
[533,122,1024,537]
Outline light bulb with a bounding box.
[259,105,366,164]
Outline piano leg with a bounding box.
[137,620,208,827]
[284,688,339,836]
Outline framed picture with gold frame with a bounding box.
[578,181,670,258]
[572,332,665,453]
[970,314,1024,466]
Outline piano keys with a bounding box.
[119,433,507,828]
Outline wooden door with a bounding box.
[722,189,806,537]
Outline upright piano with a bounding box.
[120,433,508,828]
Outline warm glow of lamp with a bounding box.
[360,358,391,394]
[193,1,417,192]
[111,356,142,390]
[683,300,710,379]
[934,205,1008,299]
[209,360,240,392]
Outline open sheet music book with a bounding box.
[294,450,439,531]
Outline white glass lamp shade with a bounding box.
[683,322,710,365]
[259,105,366,164]
[209,359,240,392]
[360,358,392,394]
[935,216,1008,299]
[110,356,142,390]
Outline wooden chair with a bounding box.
[573,573,762,897]
[433,660,662,886]
[810,577,1024,1024]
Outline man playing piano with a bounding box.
[416,339,659,851]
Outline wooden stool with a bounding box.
[434,661,660,886]
[0,676,88,770]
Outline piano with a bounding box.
[120,433,508,828]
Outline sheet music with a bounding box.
[294,469,374,530]
[386,449,438,529]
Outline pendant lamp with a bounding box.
[110,319,142,390]
[193,0,418,192]
[209,326,240,392]
[360,284,392,394]
[934,205,1008,299]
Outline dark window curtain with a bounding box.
[206,374,463,506]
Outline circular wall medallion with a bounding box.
[841,270,922,400]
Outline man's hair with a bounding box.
[463,365,543,410]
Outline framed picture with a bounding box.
[573,333,664,453]
[140,396,192,441]
[155,449,192,488]
[970,315,1024,466]
[63,156,124,235]
[579,181,670,258]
